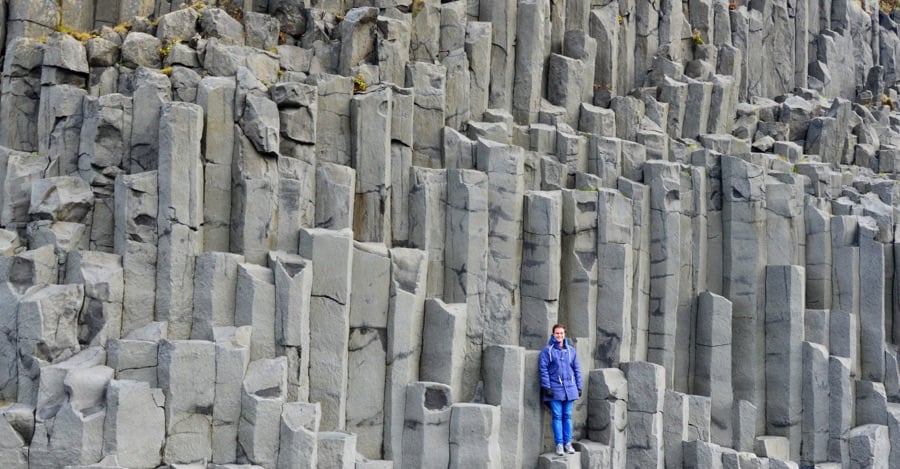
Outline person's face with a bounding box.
[553,327,566,342]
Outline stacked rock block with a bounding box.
[2,0,900,467]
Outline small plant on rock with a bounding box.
[353,74,367,93]
[159,39,181,59]
[691,28,705,46]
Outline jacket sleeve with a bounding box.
[538,347,551,389]
[572,348,583,390]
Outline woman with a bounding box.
[539,323,583,456]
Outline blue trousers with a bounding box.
[548,400,574,445]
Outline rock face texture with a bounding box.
[3,0,900,468]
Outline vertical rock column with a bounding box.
[64,251,123,347]
[351,86,392,244]
[440,1,470,130]
[158,340,215,464]
[408,167,446,298]
[191,252,244,341]
[0,38,43,152]
[197,76,236,252]
[234,263,276,361]
[512,0,549,124]
[829,355,853,463]
[271,252,312,402]
[764,265,804,461]
[622,361,665,468]
[596,188,634,368]
[37,84,85,177]
[312,73,352,166]
[465,21,491,121]
[443,169,488,402]
[239,357,286,468]
[155,102,203,340]
[480,0,516,110]
[406,62,446,168]
[449,403,502,468]
[113,171,157,337]
[383,247,428,464]
[678,166,708,392]
[831,215,860,377]
[805,202,832,309]
[273,81,318,251]
[232,89,280,264]
[211,326,250,464]
[420,298,467,399]
[520,191,562,349]
[859,217,885,382]
[559,189,598,346]
[346,243,389,459]
[721,155,767,432]
[482,345,525,468]
[588,368,628,467]
[129,68,171,173]
[644,161,681,387]
[79,93,133,253]
[298,228,353,431]
[389,86,414,246]
[694,291,733,448]
[619,178,651,362]
[476,139,524,346]
[402,381,452,468]
[802,341,829,466]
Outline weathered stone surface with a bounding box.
[158,339,215,464]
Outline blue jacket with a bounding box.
[539,336,583,402]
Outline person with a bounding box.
[539,323,583,456]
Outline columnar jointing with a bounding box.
[3,1,900,468]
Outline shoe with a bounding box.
[555,444,564,456]
[565,443,575,454]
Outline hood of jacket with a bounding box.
[546,336,569,349]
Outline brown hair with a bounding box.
[552,324,566,333]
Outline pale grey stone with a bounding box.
[465,21,491,121]
[158,340,214,464]
[191,252,244,341]
[317,432,356,469]
[802,341,829,466]
[512,0,549,124]
[520,191,561,349]
[102,380,165,469]
[475,138,524,346]
[156,7,199,42]
[211,326,250,464]
[405,62,445,168]
[277,402,320,469]
[420,299,466,401]
[234,263,276,361]
[199,8,244,46]
[239,357,286,468]
[298,228,353,431]
[402,382,452,468]
[482,345,524,469]
[848,424,889,469]
[351,86,392,243]
[311,73,352,166]
[367,244,420,460]
[120,32,161,69]
[376,16,410,86]
[449,403,502,468]
[231,126,278,264]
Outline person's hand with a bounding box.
[578,389,582,398]
[542,387,552,397]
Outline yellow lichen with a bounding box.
[352,74,367,93]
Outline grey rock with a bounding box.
[120,32,161,69]
[199,8,245,46]
[449,404,502,468]
[402,382,452,468]
[158,340,215,464]
[156,7,199,42]
[102,380,165,469]
[29,176,93,223]
[244,11,280,50]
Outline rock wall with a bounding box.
[0,0,900,467]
